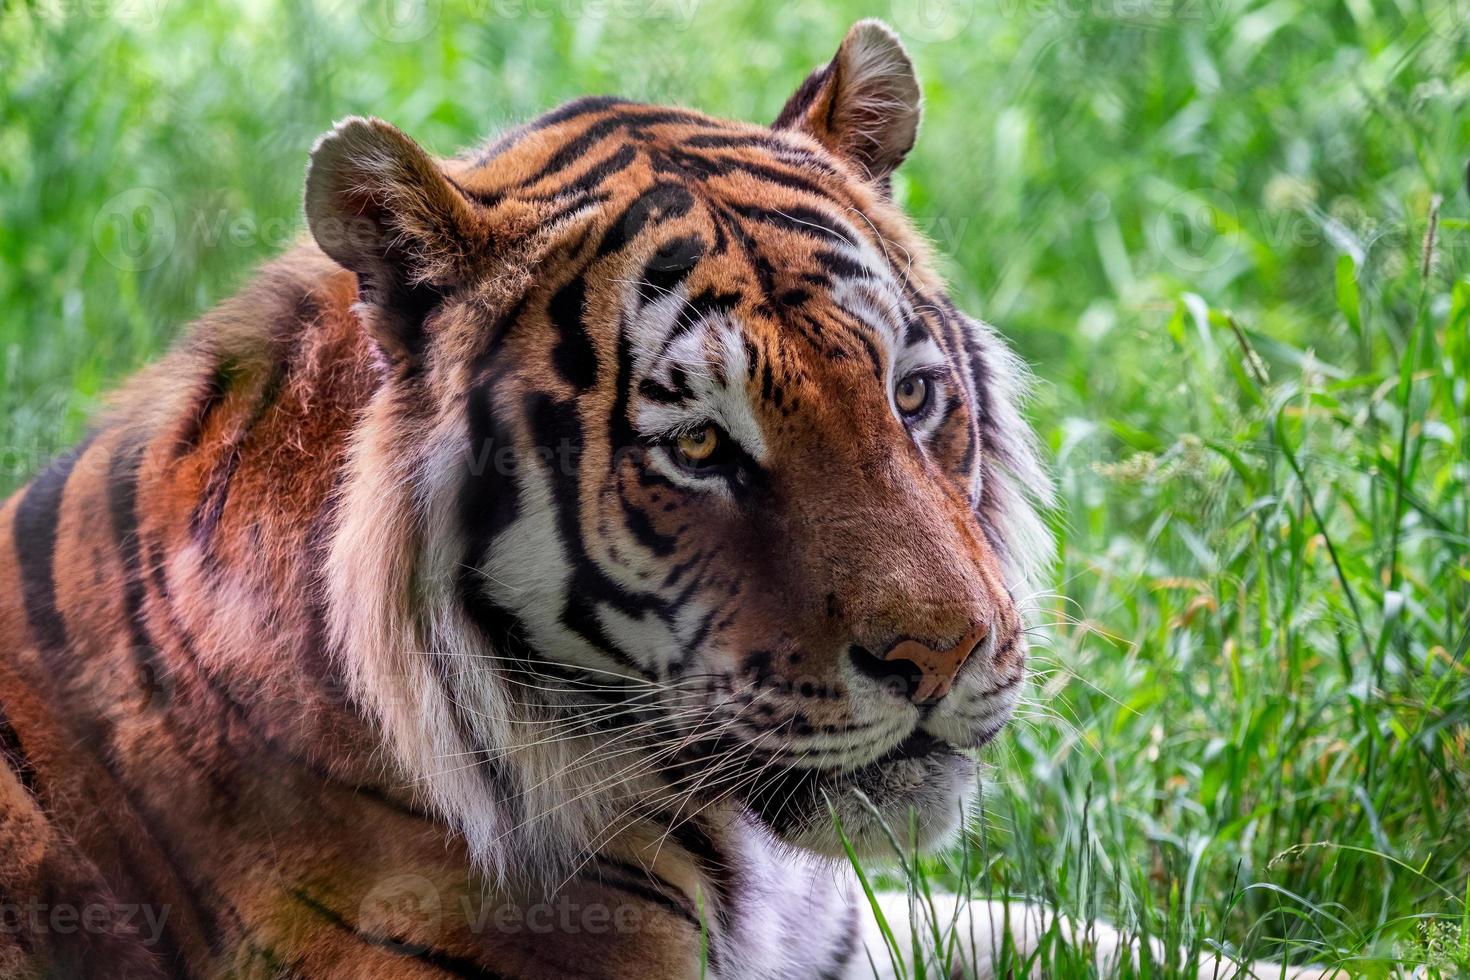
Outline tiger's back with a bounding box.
[0,249,758,977]
[0,254,410,974]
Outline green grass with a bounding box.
[2,0,1467,976]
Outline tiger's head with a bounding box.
[308,20,1050,879]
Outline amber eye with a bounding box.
[675,424,721,466]
[895,373,931,416]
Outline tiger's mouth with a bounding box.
[876,730,953,763]
[814,729,960,784]
[733,727,983,858]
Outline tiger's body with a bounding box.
[0,248,868,977]
[0,21,1326,980]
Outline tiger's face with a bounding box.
[312,21,1049,872]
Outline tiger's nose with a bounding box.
[851,624,990,705]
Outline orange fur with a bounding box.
[0,21,1058,978]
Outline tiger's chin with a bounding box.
[745,734,978,861]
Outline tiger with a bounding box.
[0,19,1334,980]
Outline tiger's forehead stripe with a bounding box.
[460,102,882,268]
[457,99,959,475]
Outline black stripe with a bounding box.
[523,392,659,676]
[918,298,981,484]
[290,889,514,980]
[189,364,285,545]
[681,131,793,152]
[704,150,848,204]
[637,378,691,405]
[174,363,235,457]
[536,189,613,231]
[853,329,883,380]
[458,570,535,663]
[460,384,522,557]
[810,248,871,281]
[469,294,531,377]
[14,437,94,655]
[528,95,634,131]
[675,605,721,672]
[591,858,702,930]
[727,202,857,246]
[107,440,168,711]
[521,116,627,187]
[520,109,709,189]
[659,287,743,356]
[955,305,997,459]
[12,448,226,961]
[0,701,38,796]
[903,314,930,347]
[639,234,706,306]
[456,366,533,664]
[596,182,696,258]
[548,277,597,391]
[618,490,676,557]
[450,387,537,810]
[529,142,638,202]
[655,815,736,936]
[660,551,703,590]
[461,97,636,176]
[710,203,777,312]
[673,134,847,177]
[772,62,831,130]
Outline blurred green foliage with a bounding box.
[2,0,1468,974]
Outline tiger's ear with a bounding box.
[773,19,922,191]
[305,116,487,358]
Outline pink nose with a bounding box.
[879,624,989,704]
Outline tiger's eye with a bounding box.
[895,374,929,415]
[676,425,720,464]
